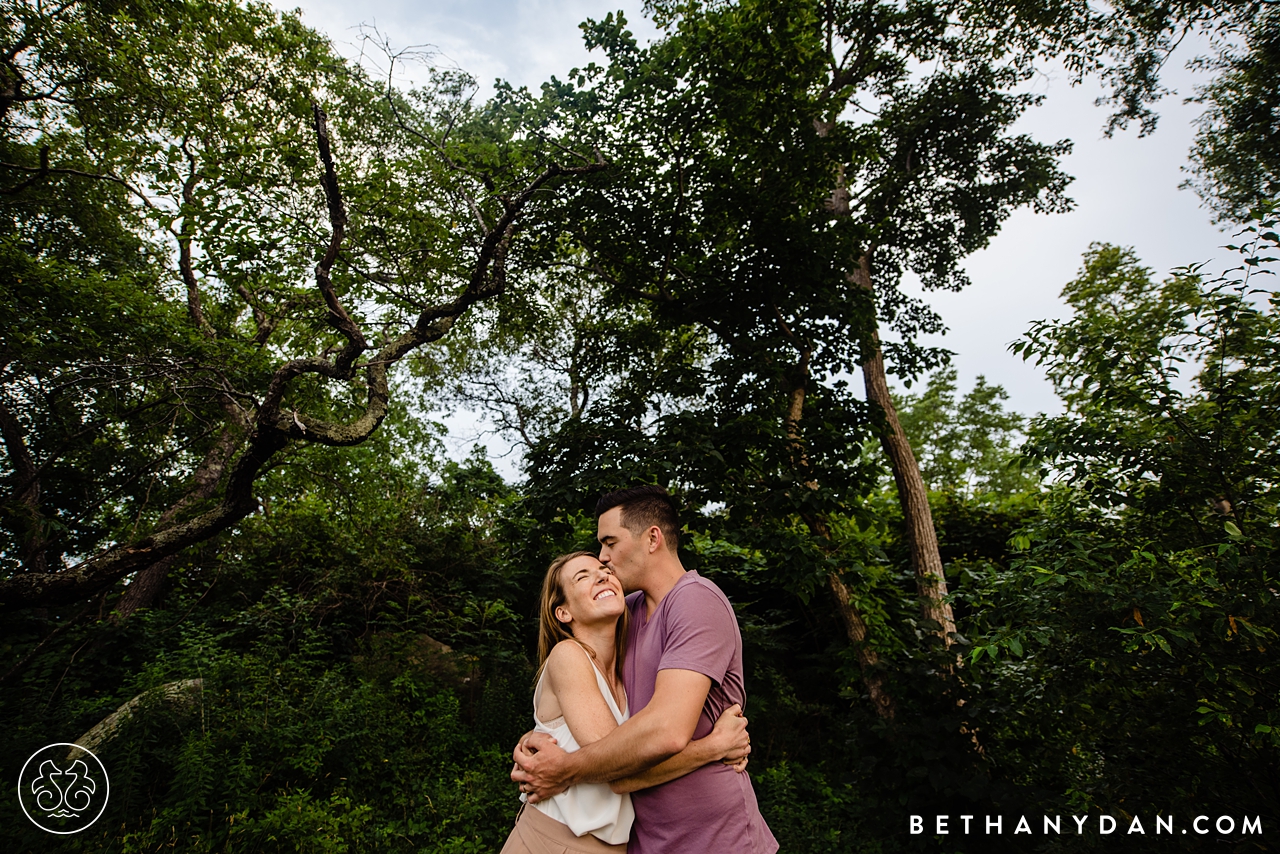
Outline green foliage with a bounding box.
[0,418,532,853]
[0,0,350,574]
[0,0,601,612]
[964,228,1280,843]
[752,761,874,853]
[1014,236,1279,541]
[4,2,1279,853]
[1186,7,1280,222]
[892,367,1040,498]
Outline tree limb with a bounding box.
[0,109,608,611]
[0,399,49,572]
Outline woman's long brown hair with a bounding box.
[536,551,628,687]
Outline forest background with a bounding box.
[1,0,1277,852]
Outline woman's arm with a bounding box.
[608,703,750,794]
[545,641,621,747]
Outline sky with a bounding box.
[272,1,1235,473]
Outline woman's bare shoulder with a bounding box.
[544,639,595,680]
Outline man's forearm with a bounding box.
[516,668,713,801]
[562,707,688,785]
[608,733,721,793]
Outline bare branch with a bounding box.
[312,104,367,374]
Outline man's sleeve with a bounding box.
[657,583,736,686]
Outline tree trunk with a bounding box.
[808,510,896,719]
[69,679,204,759]
[852,253,956,646]
[781,347,896,719]
[0,399,50,572]
[826,571,896,719]
[114,421,245,619]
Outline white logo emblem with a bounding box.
[18,743,110,834]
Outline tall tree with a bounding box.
[0,0,603,613]
[968,228,1280,826]
[527,0,1068,665]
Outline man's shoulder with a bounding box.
[665,572,735,621]
[670,571,732,605]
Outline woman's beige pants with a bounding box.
[500,804,629,854]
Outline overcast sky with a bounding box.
[272,1,1233,471]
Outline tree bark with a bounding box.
[69,678,204,759]
[0,425,288,610]
[0,399,49,572]
[825,571,896,719]
[114,422,245,619]
[780,344,896,719]
[851,253,955,646]
[0,107,607,613]
[807,509,896,719]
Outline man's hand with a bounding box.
[707,704,751,772]
[511,731,573,803]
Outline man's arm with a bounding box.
[513,667,711,801]
[608,703,750,794]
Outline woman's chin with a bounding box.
[576,600,625,623]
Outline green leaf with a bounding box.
[1151,634,1173,656]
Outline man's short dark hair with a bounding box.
[596,485,680,551]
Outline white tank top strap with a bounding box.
[564,639,627,721]
[526,638,634,844]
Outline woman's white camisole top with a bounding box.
[523,642,634,845]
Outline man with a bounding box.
[512,485,778,853]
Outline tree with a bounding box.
[0,0,603,614]
[0,399,538,851]
[968,226,1280,826]
[1185,5,1280,221]
[503,0,1069,684]
[892,368,1038,499]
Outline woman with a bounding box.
[501,551,750,854]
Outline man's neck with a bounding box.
[640,559,688,618]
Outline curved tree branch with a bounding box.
[0,107,608,612]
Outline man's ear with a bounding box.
[648,525,662,554]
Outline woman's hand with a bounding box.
[708,703,751,771]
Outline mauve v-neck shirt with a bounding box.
[622,571,778,854]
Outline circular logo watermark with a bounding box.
[17,743,109,834]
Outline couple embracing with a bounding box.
[504,486,779,854]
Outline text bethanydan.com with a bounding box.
[910,814,1262,837]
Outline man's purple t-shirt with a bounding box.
[623,571,778,854]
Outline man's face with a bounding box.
[597,506,644,592]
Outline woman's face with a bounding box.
[555,555,625,628]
